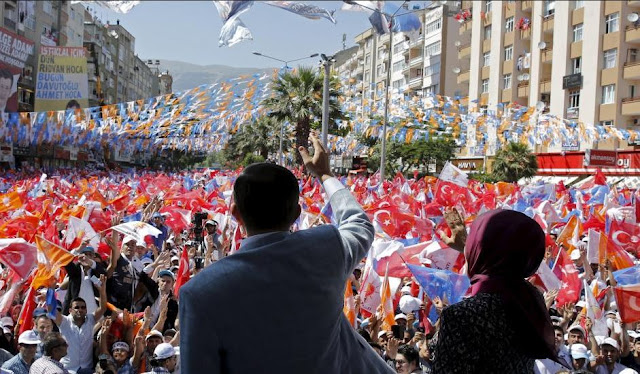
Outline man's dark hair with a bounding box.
[369,342,382,351]
[397,345,419,366]
[0,70,13,85]
[553,325,565,335]
[43,332,66,356]
[357,328,371,342]
[71,297,86,306]
[65,100,80,110]
[233,163,299,231]
[34,315,51,324]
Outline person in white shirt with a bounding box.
[535,325,572,373]
[595,338,639,374]
[54,275,107,374]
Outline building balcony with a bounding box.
[378,34,390,45]
[629,0,640,7]
[520,28,531,40]
[409,76,423,88]
[459,20,472,36]
[517,82,529,98]
[457,70,470,84]
[458,44,471,59]
[402,62,410,72]
[410,35,424,48]
[626,25,640,44]
[355,65,363,75]
[542,48,553,63]
[543,15,554,33]
[624,61,640,79]
[522,1,532,12]
[540,80,551,93]
[409,56,423,67]
[566,107,579,120]
[622,96,640,115]
[3,18,15,31]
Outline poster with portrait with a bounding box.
[34,46,89,111]
[0,27,35,113]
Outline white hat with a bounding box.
[145,330,163,341]
[601,337,620,350]
[400,286,412,295]
[399,295,421,314]
[1,317,14,327]
[17,330,40,345]
[576,300,586,308]
[378,331,387,338]
[2,327,11,335]
[171,256,180,263]
[153,343,176,360]
[570,343,589,360]
[123,236,137,244]
[112,341,130,352]
[568,325,586,336]
[570,250,581,260]
[140,257,153,266]
[394,313,407,321]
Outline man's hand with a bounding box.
[585,317,593,332]
[298,131,333,182]
[387,337,400,359]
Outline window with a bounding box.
[43,1,52,15]
[630,49,639,63]
[424,62,440,76]
[483,52,491,66]
[601,120,613,127]
[505,17,514,33]
[574,0,584,9]
[503,74,512,89]
[365,38,372,49]
[393,41,404,54]
[482,79,489,93]
[393,60,405,72]
[485,1,493,13]
[568,90,580,108]
[603,49,617,69]
[605,13,619,34]
[365,53,371,65]
[392,78,405,89]
[424,84,439,96]
[425,19,441,35]
[378,48,385,59]
[573,24,583,42]
[25,14,35,30]
[602,84,615,104]
[364,71,370,82]
[544,0,555,16]
[377,64,385,76]
[504,45,513,61]
[572,57,581,74]
[484,25,492,40]
[424,41,441,56]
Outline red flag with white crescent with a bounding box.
[173,247,191,298]
[0,239,37,280]
[614,287,640,323]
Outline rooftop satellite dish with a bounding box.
[517,74,524,81]
[629,13,639,22]
[538,41,546,49]
[454,41,461,47]
[536,101,546,111]
[452,67,461,74]
[522,73,530,80]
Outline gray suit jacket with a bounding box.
[179,188,394,373]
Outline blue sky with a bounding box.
[93,1,412,68]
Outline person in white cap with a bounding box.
[570,343,589,371]
[1,330,40,373]
[29,332,69,374]
[142,343,177,374]
[133,330,164,373]
[595,338,638,374]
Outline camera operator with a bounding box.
[203,220,222,263]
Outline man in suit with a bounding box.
[180,133,393,373]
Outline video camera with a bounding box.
[191,212,208,246]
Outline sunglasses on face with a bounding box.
[72,305,87,310]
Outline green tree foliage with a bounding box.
[262,67,346,164]
[222,116,293,168]
[367,135,457,177]
[491,142,538,182]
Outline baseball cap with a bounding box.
[1,317,14,327]
[164,329,177,338]
[18,330,40,345]
[394,313,407,321]
[601,337,620,350]
[185,241,194,247]
[205,220,218,227]
[112,341,130,352]
[32,308,48,318]
[170,265,179,272]
[2,327,11,335]
[570,343,589,360]
[140,257,153,266]
[400,286,412,295]
[568,325,586,337]
[152,212,162,219]
[170,256,180,263]
[146,330,163,341]
[80,246,95,254]
[153,343,176,360]
[158,270,175,280]
[576,300,586,308]
[378,331,387,338]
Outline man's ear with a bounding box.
[230,203,243,226]
[295,204,302,221]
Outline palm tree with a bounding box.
[224,116,293,165]
[262,67,345,164]
[491,142,538,182]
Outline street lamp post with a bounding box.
[252,52,319,165]
[320,54,335,148]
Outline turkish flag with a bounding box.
[555,249,582,308]
[609,219,640,256]
[173,247,191,298]
[614,287,640,323]
[0,239,37,279]
[160,207,191,234]
[434,180,467,207]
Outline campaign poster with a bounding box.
[35,46,89,111]
[0,27,35,112]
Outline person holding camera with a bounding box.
[203,219,222,262]
[180,132,392,373]
[142,343,178,374]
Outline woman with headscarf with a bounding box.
[431,209,560,373]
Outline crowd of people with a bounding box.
[0,136,637,373]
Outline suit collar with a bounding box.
[239,231,291,252]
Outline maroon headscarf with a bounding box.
[465,209,556,360]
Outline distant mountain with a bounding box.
[157,60,275,92]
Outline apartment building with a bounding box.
[461,0,640,151]
[336,3,466,118]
